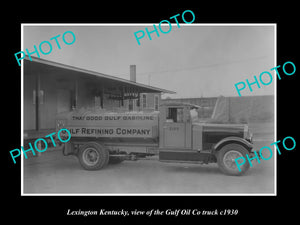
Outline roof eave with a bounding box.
[24,56,176,94]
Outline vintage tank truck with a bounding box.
[56,100,254,176]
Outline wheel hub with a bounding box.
[223,150,244,170]
[83,148,100,166]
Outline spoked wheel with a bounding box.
[217,143,250,176]
[78,142,109,170]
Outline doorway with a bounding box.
[57,89,71,113]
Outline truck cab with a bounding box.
[158,102,254,175]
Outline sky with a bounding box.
[23,24,275,98]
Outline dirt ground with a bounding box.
[23,122,275,195]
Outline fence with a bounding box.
[162,95,274,123]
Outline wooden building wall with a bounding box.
[23,74,161,133]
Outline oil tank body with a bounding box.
[57,110,159,141]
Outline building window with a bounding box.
[154,95,159,111]
[128,99,133,111]
[142,94,147,109]
[95,96,101,108]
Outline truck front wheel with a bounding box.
[78,142,109,170]
[217,143,250,176]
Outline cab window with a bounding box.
[166,107,184,122]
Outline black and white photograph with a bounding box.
[4,5,298,224]
[21,24,276,195]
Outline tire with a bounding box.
[78,142,109,170]
[217,143,250,176]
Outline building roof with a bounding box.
[24,56,175,94]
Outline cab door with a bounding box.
[162,107,191,149]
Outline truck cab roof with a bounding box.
[160,102,201,109]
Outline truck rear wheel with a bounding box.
[217,143,250,176]
[78,142,109,170]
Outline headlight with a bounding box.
[246,130,253,143]
[243,125,253,143]
[243,125,249,138]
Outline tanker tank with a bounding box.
[56,107,159,139]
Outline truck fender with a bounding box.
[213,136,253,152]
[62,142,73,156]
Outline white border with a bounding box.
[21,23,24,195]
[21,23,277,196]
[274,24,277,196]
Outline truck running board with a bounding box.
[159,150,215,164]
[110,152,155,161]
